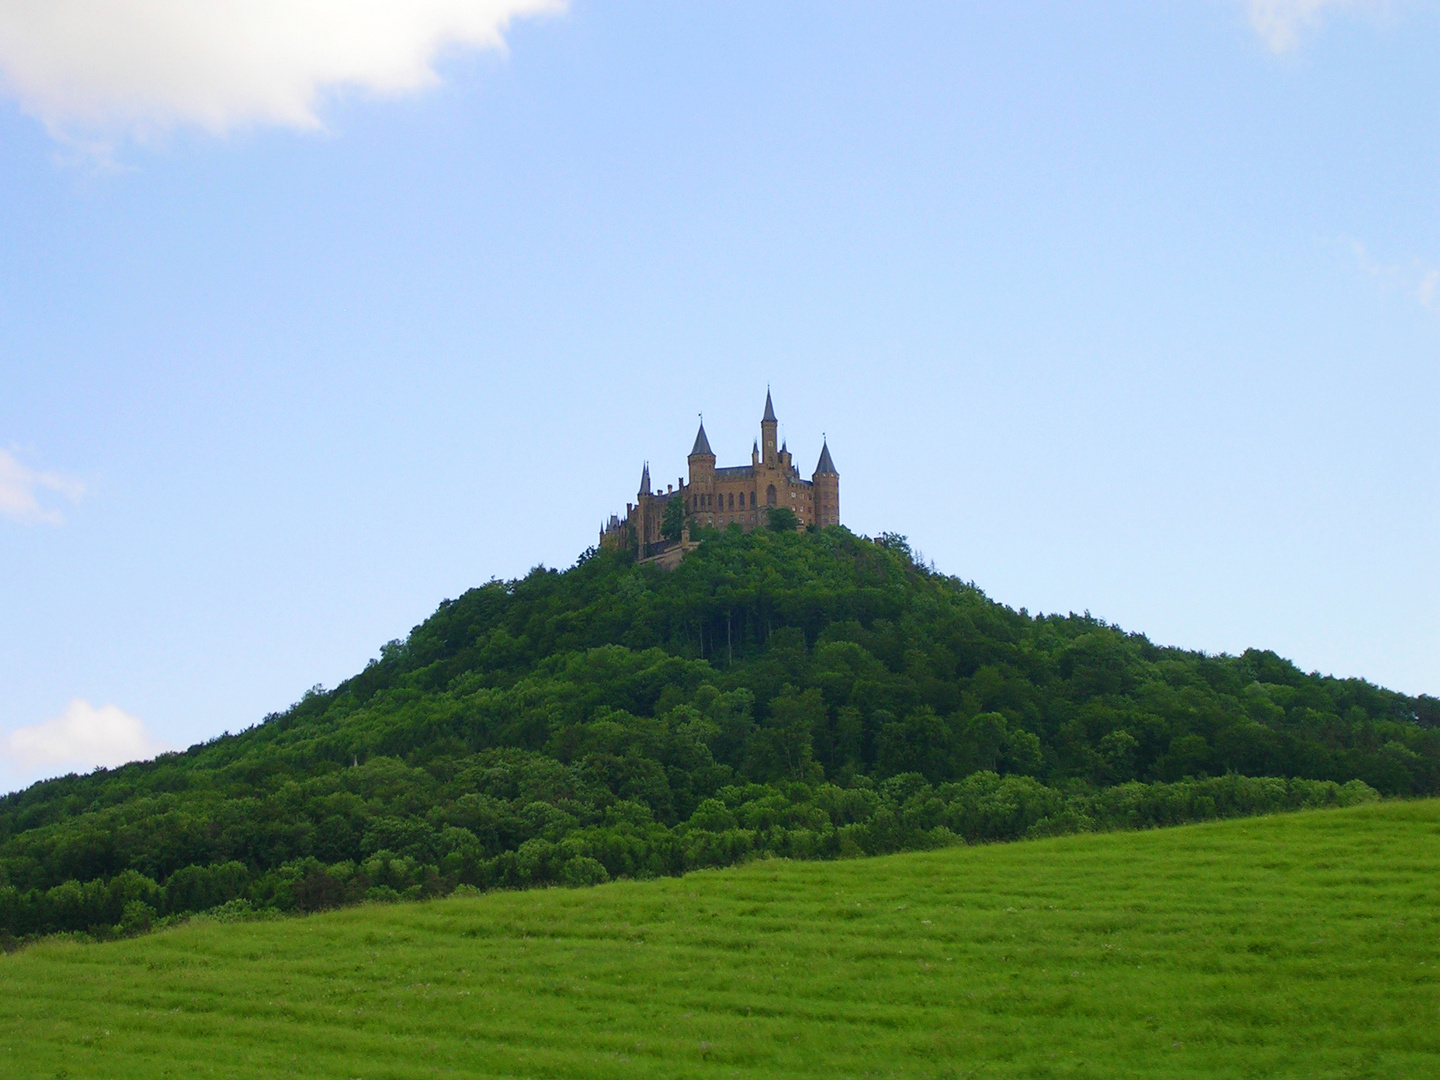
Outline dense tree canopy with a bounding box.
[0,526,1431,943]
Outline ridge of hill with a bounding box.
[2,800,1438,1078]
[1,527,1435,941]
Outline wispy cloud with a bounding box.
[3,700,172,781]
[0,0,564,146]
[0,449,86,525]
[1351,240,1440,311]
[1244,0,1392,52]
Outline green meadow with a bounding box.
[2,800,1437,1080]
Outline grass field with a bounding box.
[2,800,1438,1079]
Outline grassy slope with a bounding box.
[2,801,1437,1080]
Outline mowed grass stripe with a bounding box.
[2,800,1438,1079]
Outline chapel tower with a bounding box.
[760,388,779,465]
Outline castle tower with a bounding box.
[688,420,715,482]
[686,419,716,527]
[812,439,839,528]
[636,462,656,556]
[761,389,778,465]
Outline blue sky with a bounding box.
[2,1,1438,791]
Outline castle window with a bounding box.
[766,485,777,506]
[750,491,756,508]
[728,492,735,510]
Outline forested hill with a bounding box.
[2,527,1436,942]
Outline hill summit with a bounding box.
[1,527,1433,942]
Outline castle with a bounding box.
[600,390,839,560]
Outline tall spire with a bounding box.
[639,462,651,495]
[760,388,779,461]
[814,440,837,476]
[689,419,714,457]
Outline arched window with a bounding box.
[728,492,735,510]
[750,491,756,508]
[766,485,777,507]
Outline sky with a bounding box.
[1,1,1438,792]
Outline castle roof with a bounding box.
[639,462,651,494]
[814,441,838,476]
[689,421,714,457]
[762,389,777,423]
[713,464,811,486]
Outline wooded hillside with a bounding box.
[1,527,1432,942]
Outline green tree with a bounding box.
[661,496,686,541]
[749,686,823,781]
[1099,729,1139,783]
[877,707,953,782]
[964,712,1009,773]
[766,507,799,532]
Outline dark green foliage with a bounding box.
[660,494,686,540]
[766,507,799,532]
[0,527,1432,940]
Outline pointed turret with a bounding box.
[814,441,837,475]
[760,389,778,463]
[812,438,839,528]
[689,421,714,458]
[686,419,715,491]
[639,462,651,495]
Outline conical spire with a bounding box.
[639,462,651,494]
[689,420,714,457]
[762,388,777,423]
[814,440,837,476]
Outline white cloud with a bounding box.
[0,449,86,525]
[3,700,173,777]
[1351,239,1440,311]
[0,0,564,142]
[1247,0,1348,51]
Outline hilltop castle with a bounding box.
[601,390,839,560]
